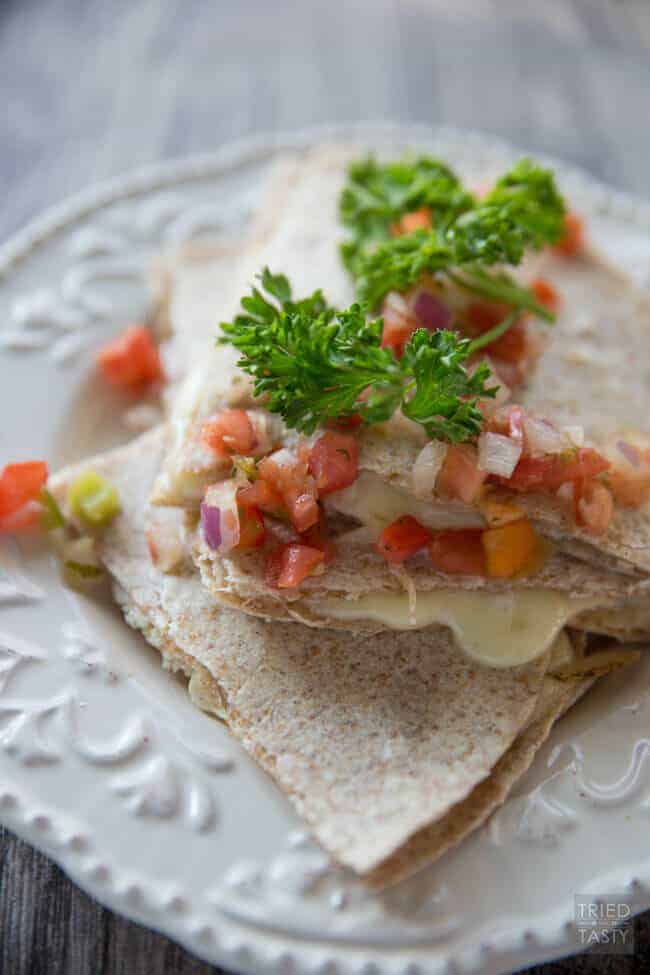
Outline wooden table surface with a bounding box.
[2,0,650,971]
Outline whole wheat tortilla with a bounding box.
[51,428,563,877]
[152,143,650,583]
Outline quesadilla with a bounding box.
[151,144,650,585]
[49,427,610,881]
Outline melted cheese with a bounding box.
[317,589,597,668]
[327,472,484,536]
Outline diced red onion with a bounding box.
[478,432,523,477]
[412,290,453,332]
[523,415,567,456]
[200,502,222,550]
[617,440,641,468]
[201,480,241,553]
[412,442,448,499]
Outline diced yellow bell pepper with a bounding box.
[482,518,541,578]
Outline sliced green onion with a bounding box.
[67,471,121,527]
[232,456,258,481]
[63,560,104,579]
[40,488,65,531]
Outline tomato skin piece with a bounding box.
[236,505,266,550]
[436,444,486,504]
[428,530,486,575]
[0,461,49,534]
[504,448,609,492]
[531,277,560,313]
[201,409,256,456]
[376,515,432,564]
[553,212,584,257]
[308,432,359,496]
[265,544,325,589]
[390,208,432,237]
[97,325,164,390]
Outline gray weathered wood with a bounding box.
[1,0,649,971]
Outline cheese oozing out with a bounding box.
[316,589,597,668]
[326,471,484,536]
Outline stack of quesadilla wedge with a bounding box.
[48,144,648,885]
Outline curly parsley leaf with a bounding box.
[341,156,566,313]
[340,155,474,276]
[220,271,495,442]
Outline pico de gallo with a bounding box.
[195,397,650,589]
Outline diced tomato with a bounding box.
[531,277,560,314]
[482,518,541,578]
[266,543,325,589]
[505,447,609,492]
[0,461,48,534]
[97,325,164,390]
[436,444,487,504]
[289,494,321,533]
[308,432,359,496]
[575,481,613,536]
[380,297,418,357]
[428,530,486,575]
[390,207,432,237]
[236,505,266,550]
[332,413,363,430]
[376,515,432,563]
[238,478,284,516]
[553,212,584,257]
[300,524,337,564]
[201,409,256,456]
[488,404,524,443]
[258,451,320,532]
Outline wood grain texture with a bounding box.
[1,0,650,971]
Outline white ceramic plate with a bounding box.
[1,123,650,975]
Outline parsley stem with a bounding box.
[448,270,554,322]
[466,310,520,355]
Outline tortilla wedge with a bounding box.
[51,427,605,880]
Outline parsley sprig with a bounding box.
[340,156,566,313]
[220,270,495,442]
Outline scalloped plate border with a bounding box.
[1,122,650,975]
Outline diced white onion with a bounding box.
[384,290,411,316]
[251,411,285,456]
[523,415,567,456]
[412,442,449,499]
[267,447,297,470]
[478,432,522,477]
